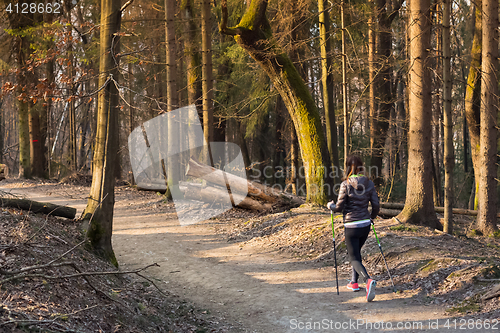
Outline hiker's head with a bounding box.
[345,155,365,179]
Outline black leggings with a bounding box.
[345,225,371,283]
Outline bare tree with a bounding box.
[201,0,214,163]
[477,0,498,235]
[442,0,454,233]
[81,0,127,265]
[397,0,439,228]
[318,0,340,186]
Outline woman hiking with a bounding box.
[327,155,380,302]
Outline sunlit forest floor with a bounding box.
[0,178,238,332]
[216,204,500,318]
[1,176,499,332]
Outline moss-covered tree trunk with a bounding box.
[220,0,330,203]
[396,0,439,228]
[464,0,481,210]
[81,0,122,266]
[477,0,498,235]
[181,0,202,109]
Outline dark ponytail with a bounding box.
[344,155,364,180]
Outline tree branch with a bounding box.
[0,262,160,284]
[120,0,134,13]
[219,0,239,36]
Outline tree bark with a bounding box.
[464,0,482,211]
[0,198,76,219]
[369,0,400,186]
[181,0,202,109]
[442,0,454,234]
[181,183,272,211]
[341,0,349,163]
[81,0,122,266]
[201,0,214,165]
[186,158,276,203]
[220,0,330,204]
[165,0,180,198]
[318,0,340,187]
[29,104,44,178]
[477,0,498,235]
[397,0,439,228]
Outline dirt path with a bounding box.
[1,183,489,333]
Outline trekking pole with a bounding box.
[330,210,339,295]
[370,221,396,292]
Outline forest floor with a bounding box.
[1,177,500,332]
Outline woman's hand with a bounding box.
[327,201,336,210]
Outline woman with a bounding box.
[327,155,380,302]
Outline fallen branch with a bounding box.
[0,262,160,284]
[481,283,500,301]
[0,197,76,219]
[380,202,500,218]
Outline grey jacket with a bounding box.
[332,175,380,225]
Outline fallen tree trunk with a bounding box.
[380,202,500,218]
[181,183,272,211]
[378,208,403,218]
[186,158,303,206]
[0,198,76,219]
[482,283,500,301]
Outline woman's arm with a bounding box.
[333,182,347,212]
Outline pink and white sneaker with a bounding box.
[366,279,377,302]
[347,281,360,291]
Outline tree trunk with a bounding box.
[370,0,399,187]
[165,0,180,198]
[442,0,454,234]
[368,6,377,170]
[81,0,122,266]
[477,0,498,235]
[0,198,76,219]
[18,92,31,179]
[221,0,330,203]
[29,104,44,177]
[318,0,340,187]
[181,0,202,109]
[341,0,349,163]
[397,0,439,228]
[68,31,77,173]
[201,0,214,165]
[15,35,31,179]
[464,0,481,210]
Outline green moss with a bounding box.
[491,230,500,238]
[468,229,483,237]
[446,298,481,314]
[419,259,438,273]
